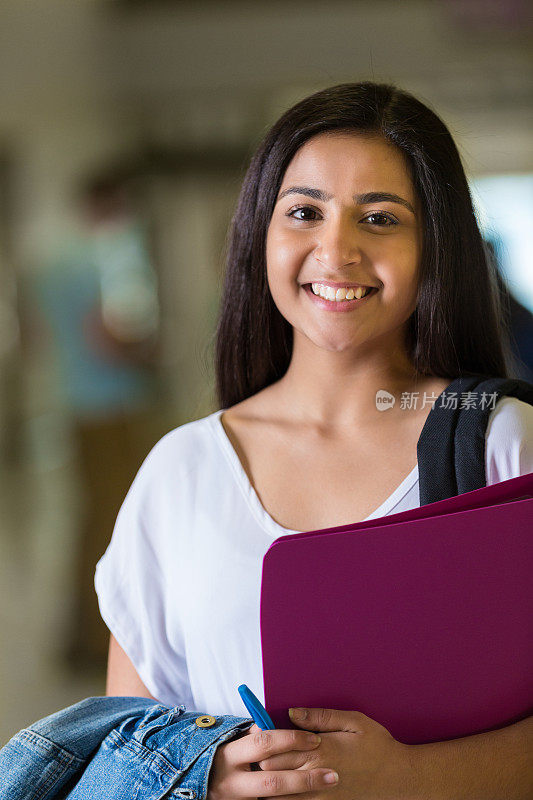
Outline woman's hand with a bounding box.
[207,724,339,800]
[260,706,412,800]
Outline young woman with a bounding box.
[96,83,533,799]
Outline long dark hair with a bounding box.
[215,82,515,409]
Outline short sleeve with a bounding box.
[485,397,533,483]
[94,435,194,709]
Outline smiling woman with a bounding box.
[87,82,533,800]
[215,83,515,406]
[2,62,533,799]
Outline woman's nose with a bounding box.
[313,216,362,269]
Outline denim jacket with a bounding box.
[0,696,254,800]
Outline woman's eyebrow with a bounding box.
[277,186,415,214]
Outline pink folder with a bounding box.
[260,472,533,744]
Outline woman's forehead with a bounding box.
[280,132,415,200]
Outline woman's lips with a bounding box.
[303,283,378,312]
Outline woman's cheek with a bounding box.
[266,236,303,294]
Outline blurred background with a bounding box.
[1,0,532,744]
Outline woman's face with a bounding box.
[265,131,422,356]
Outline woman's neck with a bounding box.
[271,337,427,430]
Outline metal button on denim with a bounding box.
[195,715,216,727]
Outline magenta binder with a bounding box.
[260,472,533,745]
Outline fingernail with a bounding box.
[324,772,339,784]
[307,734,321,745]
[289,708,307,720]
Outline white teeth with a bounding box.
[310,283,371,301]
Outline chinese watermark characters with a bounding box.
[375,390,499,412]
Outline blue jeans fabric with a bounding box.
[0,696,253,800]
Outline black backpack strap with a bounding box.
[454,377,533,494]
[417,375,482,505]
[418,374,533,506]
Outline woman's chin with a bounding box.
[302,331,372,355]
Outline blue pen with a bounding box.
[238,684,276,730]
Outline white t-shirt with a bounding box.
[95,397,533,716]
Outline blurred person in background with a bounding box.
[505,289,533,381]
[485,237,533,382]
[29,170,161,668]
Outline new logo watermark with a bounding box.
[375,390,396,411]
[375,390,499,411]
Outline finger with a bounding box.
[258,749,319,772]
[233,767,339,797]
[289,707,366,733]
[226,729,321,768]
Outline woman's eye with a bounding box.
[285,208,398,226]
[363,212,397,227]
[286,206,320,221]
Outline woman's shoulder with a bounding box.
[487,395,533,438]
[486,396,533,481]
[137,409,225,478]
[156,408,222,445]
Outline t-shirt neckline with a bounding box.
[209,408,419,539]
